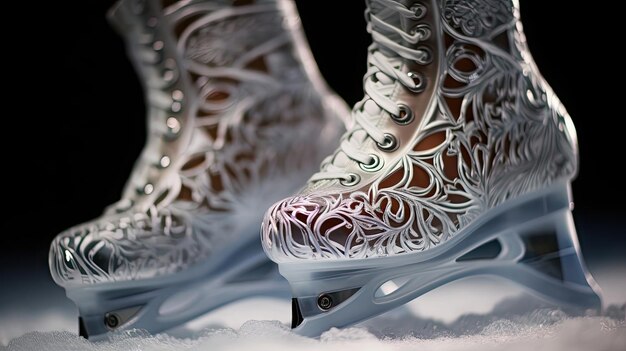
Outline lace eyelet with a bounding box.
[409,24,431,41]
[359,154,384,172]
[152,41,164,51]
[159,155,171,168]
[411,3,427,19]
[392,104,414,125]
[171,101,182,113]
[340,173,361,187]
[418,46,433,64]
[407,71,426,93]
[140,183,154,195]
[162,59,178,84]
[166,117,181,136]
[377,133,398,152]
[172,90,184,101]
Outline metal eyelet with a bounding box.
[340,173,361,187]
[165,116,182,138]
[418,46,433,64]
[159,155,171,168]
[411,3,427,19]
[171,101,182,113]
[172,90,184,101]
[162,59,178,84]
[409,24,431,40]
[407,71,426,93]
[377,133,398,152]
[142,183,154,195]
[391,104,414,125]
[152,41,164,51]
[359,154,383,172]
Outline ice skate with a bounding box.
[261,0,602,336]
[48,0,346,340]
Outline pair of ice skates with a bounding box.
[49,0,602,340]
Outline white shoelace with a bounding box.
[311,0,430,183]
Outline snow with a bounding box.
[1,262,625,350]
[4,311,625,351]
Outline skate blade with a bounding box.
[67,242,289,340]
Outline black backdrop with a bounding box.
[4,1,624,262]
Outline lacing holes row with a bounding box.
[359,154,383,172]
[411,3,427,19]
[340,173,361,187]
[407,71,426,93]
[169,82,184,112]
[392,104,414,125]
[377,133,398,152]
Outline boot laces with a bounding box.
[311,0,430,184]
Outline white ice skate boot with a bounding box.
[262,0,602,336]
[49,0,346,340]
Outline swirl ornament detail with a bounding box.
[50,0,342,286]
[261,0,577,261]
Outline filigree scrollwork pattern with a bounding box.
[442,0,513,37]
[262,0,576,261]
[50,0,341,285]
[185,12,284,66]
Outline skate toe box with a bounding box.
[49,210,196,286]
[261,193,394,261]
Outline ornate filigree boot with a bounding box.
[262,0,601,336]
[49,0,346,339]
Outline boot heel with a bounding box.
[508,207,603,312]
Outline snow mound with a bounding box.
[5,308,625,351]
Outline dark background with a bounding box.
[3,1,624,273]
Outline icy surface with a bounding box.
[4,311,625,351]
[2,256,625,350]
